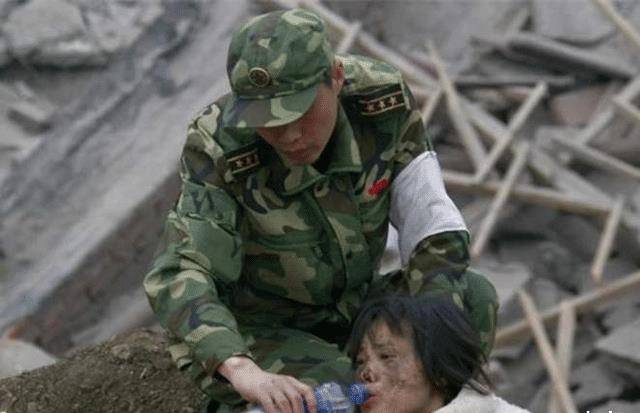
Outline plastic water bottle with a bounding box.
[243,381,368,413]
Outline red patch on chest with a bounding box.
[368,178,389,196]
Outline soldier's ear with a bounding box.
[331,60,345,95]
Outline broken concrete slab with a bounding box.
[3,0,106,67]
[0,0,250,354]
[81,1,165,54]
[531,0,616,45]
[0,338,57,379]
[596,317,640,382]
[498,239,579,292]
[570,359,626,408]
[7,98,56,132]
[529,277,572,311]
[550,85,609,127]
[550,214,602,262]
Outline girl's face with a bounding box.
[355,321,444,413]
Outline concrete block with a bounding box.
[8,98,55,132]
[3,0,106,67]
[532,0,615,44]
[596,318,640,382]
[570,360,625,408]
[549,86,608,126]
[498,239,579,292]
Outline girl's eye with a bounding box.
[355,358,364,366]
[380,353,395,360]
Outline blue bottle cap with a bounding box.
[348,383,369,405]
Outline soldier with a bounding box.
[143,8,498,413]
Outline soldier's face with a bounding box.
[355,321,443,413]
[257,63,344,165]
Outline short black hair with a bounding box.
[346,293,490,403]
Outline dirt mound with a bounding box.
[0,328,208,413]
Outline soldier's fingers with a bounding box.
[259,395,278,413]
[273,389,294,413]
[281,385,304,413]
[288,379,316,413]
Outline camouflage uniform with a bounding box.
[143,9,498,412]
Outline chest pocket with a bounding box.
[239,186,337,306]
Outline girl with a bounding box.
[347,294,529,413]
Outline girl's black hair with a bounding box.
[346,293,491,403]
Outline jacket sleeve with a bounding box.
[386,91,471,294]
[143,111,251,376]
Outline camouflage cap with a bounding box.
[222,9,334,128]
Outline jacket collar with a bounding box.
[271,103,362,196]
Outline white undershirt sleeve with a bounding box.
[389,151,468,266]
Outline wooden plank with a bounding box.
[549,302,576,413]
[612,96,640,126]
[470,142,530,257]
[428,42,487,170]
[592,0,640,51]
[336,21,362,53]
[463,101,613,205]
[519,291,578,413]
[591,197,625,285]
[496,270,640,347]
[473,82,547,183]
[573,75,640,145]
[548,132,640,181]
[420,87,442,125]
[442,170,611,217]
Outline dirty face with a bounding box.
[256,63,344,166]
[355,321,443,413]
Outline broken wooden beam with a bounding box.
[612,96,640,126]
[428,41,487,170]
[592,0,640,52]
[473,82,547,183]
[478,31,635,79]
[549,302,576,413]
[470,142,530,257]
[496,270,640,347]
[547,132,640,182]
[420,86,442,125]
[336,21,362,53]
[463,101,613,205]
[518,291,578,413]
[442,170,611,217]
[454,75,574,89]
[591,197,625,286]
[576,75,640,145]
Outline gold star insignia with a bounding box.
[378,100,386,109]
[366,103,375,112]
[235,159,245,168]
[388,96,398,105]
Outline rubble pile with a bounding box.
[0,0,640,412]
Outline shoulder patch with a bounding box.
[225,143,261,177]
[356,84,407,117]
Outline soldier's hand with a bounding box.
[218,356,317,413]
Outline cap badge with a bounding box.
[248,67,271,88]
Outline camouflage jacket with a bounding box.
[144,54,470,377]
